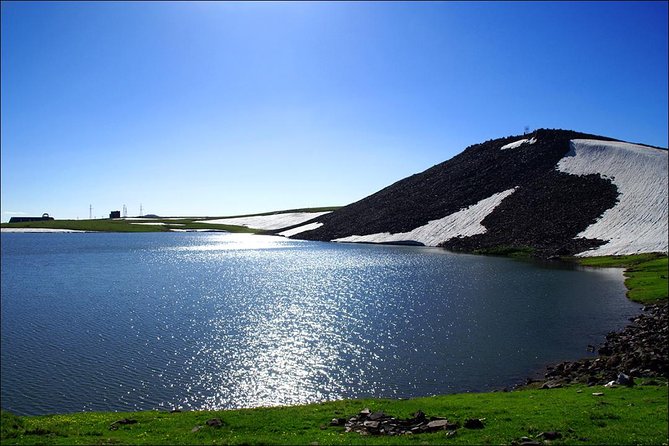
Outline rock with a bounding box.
[426,419,450,431]
[592,392,604,396]
[191,425,202,433]
[538,431,562,440]
[329,418,346,426]
[464,418,485,429]
[616,372,634,386]
[412,410,426,421]
[363,420,380,429]
[206,418,224,427]
[109,418,137,430]
[368,411,386,421]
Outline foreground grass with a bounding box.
[2,382,667,445]
[575,253,668,304]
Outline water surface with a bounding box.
[1,232,639,415]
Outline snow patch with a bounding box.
[333,188,517,246]
[557,139,668,257]
[279,222,323,237]
[500,137,537,150]
[197,212,331,230]
[169,228,228,232]
[131,222,170,226]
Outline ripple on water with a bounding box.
[1,232,639,415]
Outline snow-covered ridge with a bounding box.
[333,188,517,246]
[557,139,668,257]
[500,137,537,150]
[197,212,331,230]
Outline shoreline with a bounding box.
[522,302,667,390]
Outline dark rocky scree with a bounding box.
[328,408,563,444]
[326,408,483,437]
[532,303,668,388]
[292,128,621,258]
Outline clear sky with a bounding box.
[1,1,667,221]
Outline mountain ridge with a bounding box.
[289,128,668,258]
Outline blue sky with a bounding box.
[2,1,667,220]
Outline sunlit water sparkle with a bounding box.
[1,232,639,415]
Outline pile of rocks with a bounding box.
[329,408,484,436]
[539,303,667,387]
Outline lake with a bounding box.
[0,232,639,416]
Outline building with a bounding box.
[9,213,55,223]
[109,210,121,219]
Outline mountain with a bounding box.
[284,128,668,258]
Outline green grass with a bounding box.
[472,245,536,258]
[574,253,668,304]
[0,219,261,234]
[2,382,667,445]
[1,219,160,232]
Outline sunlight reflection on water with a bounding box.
[173,233,302,252]
[0,232,640,415]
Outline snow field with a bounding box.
[197,212,331,230]
[500,137,537,150]
[557,139,668,257]
[279,222,324,237]
[333,188,517,246]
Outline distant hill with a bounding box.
[287,128,668,258]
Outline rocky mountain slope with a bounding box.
[286,129,668,258]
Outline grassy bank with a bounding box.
[0,219,261,234]
[2,381,667,445]
[574,253,668,304]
